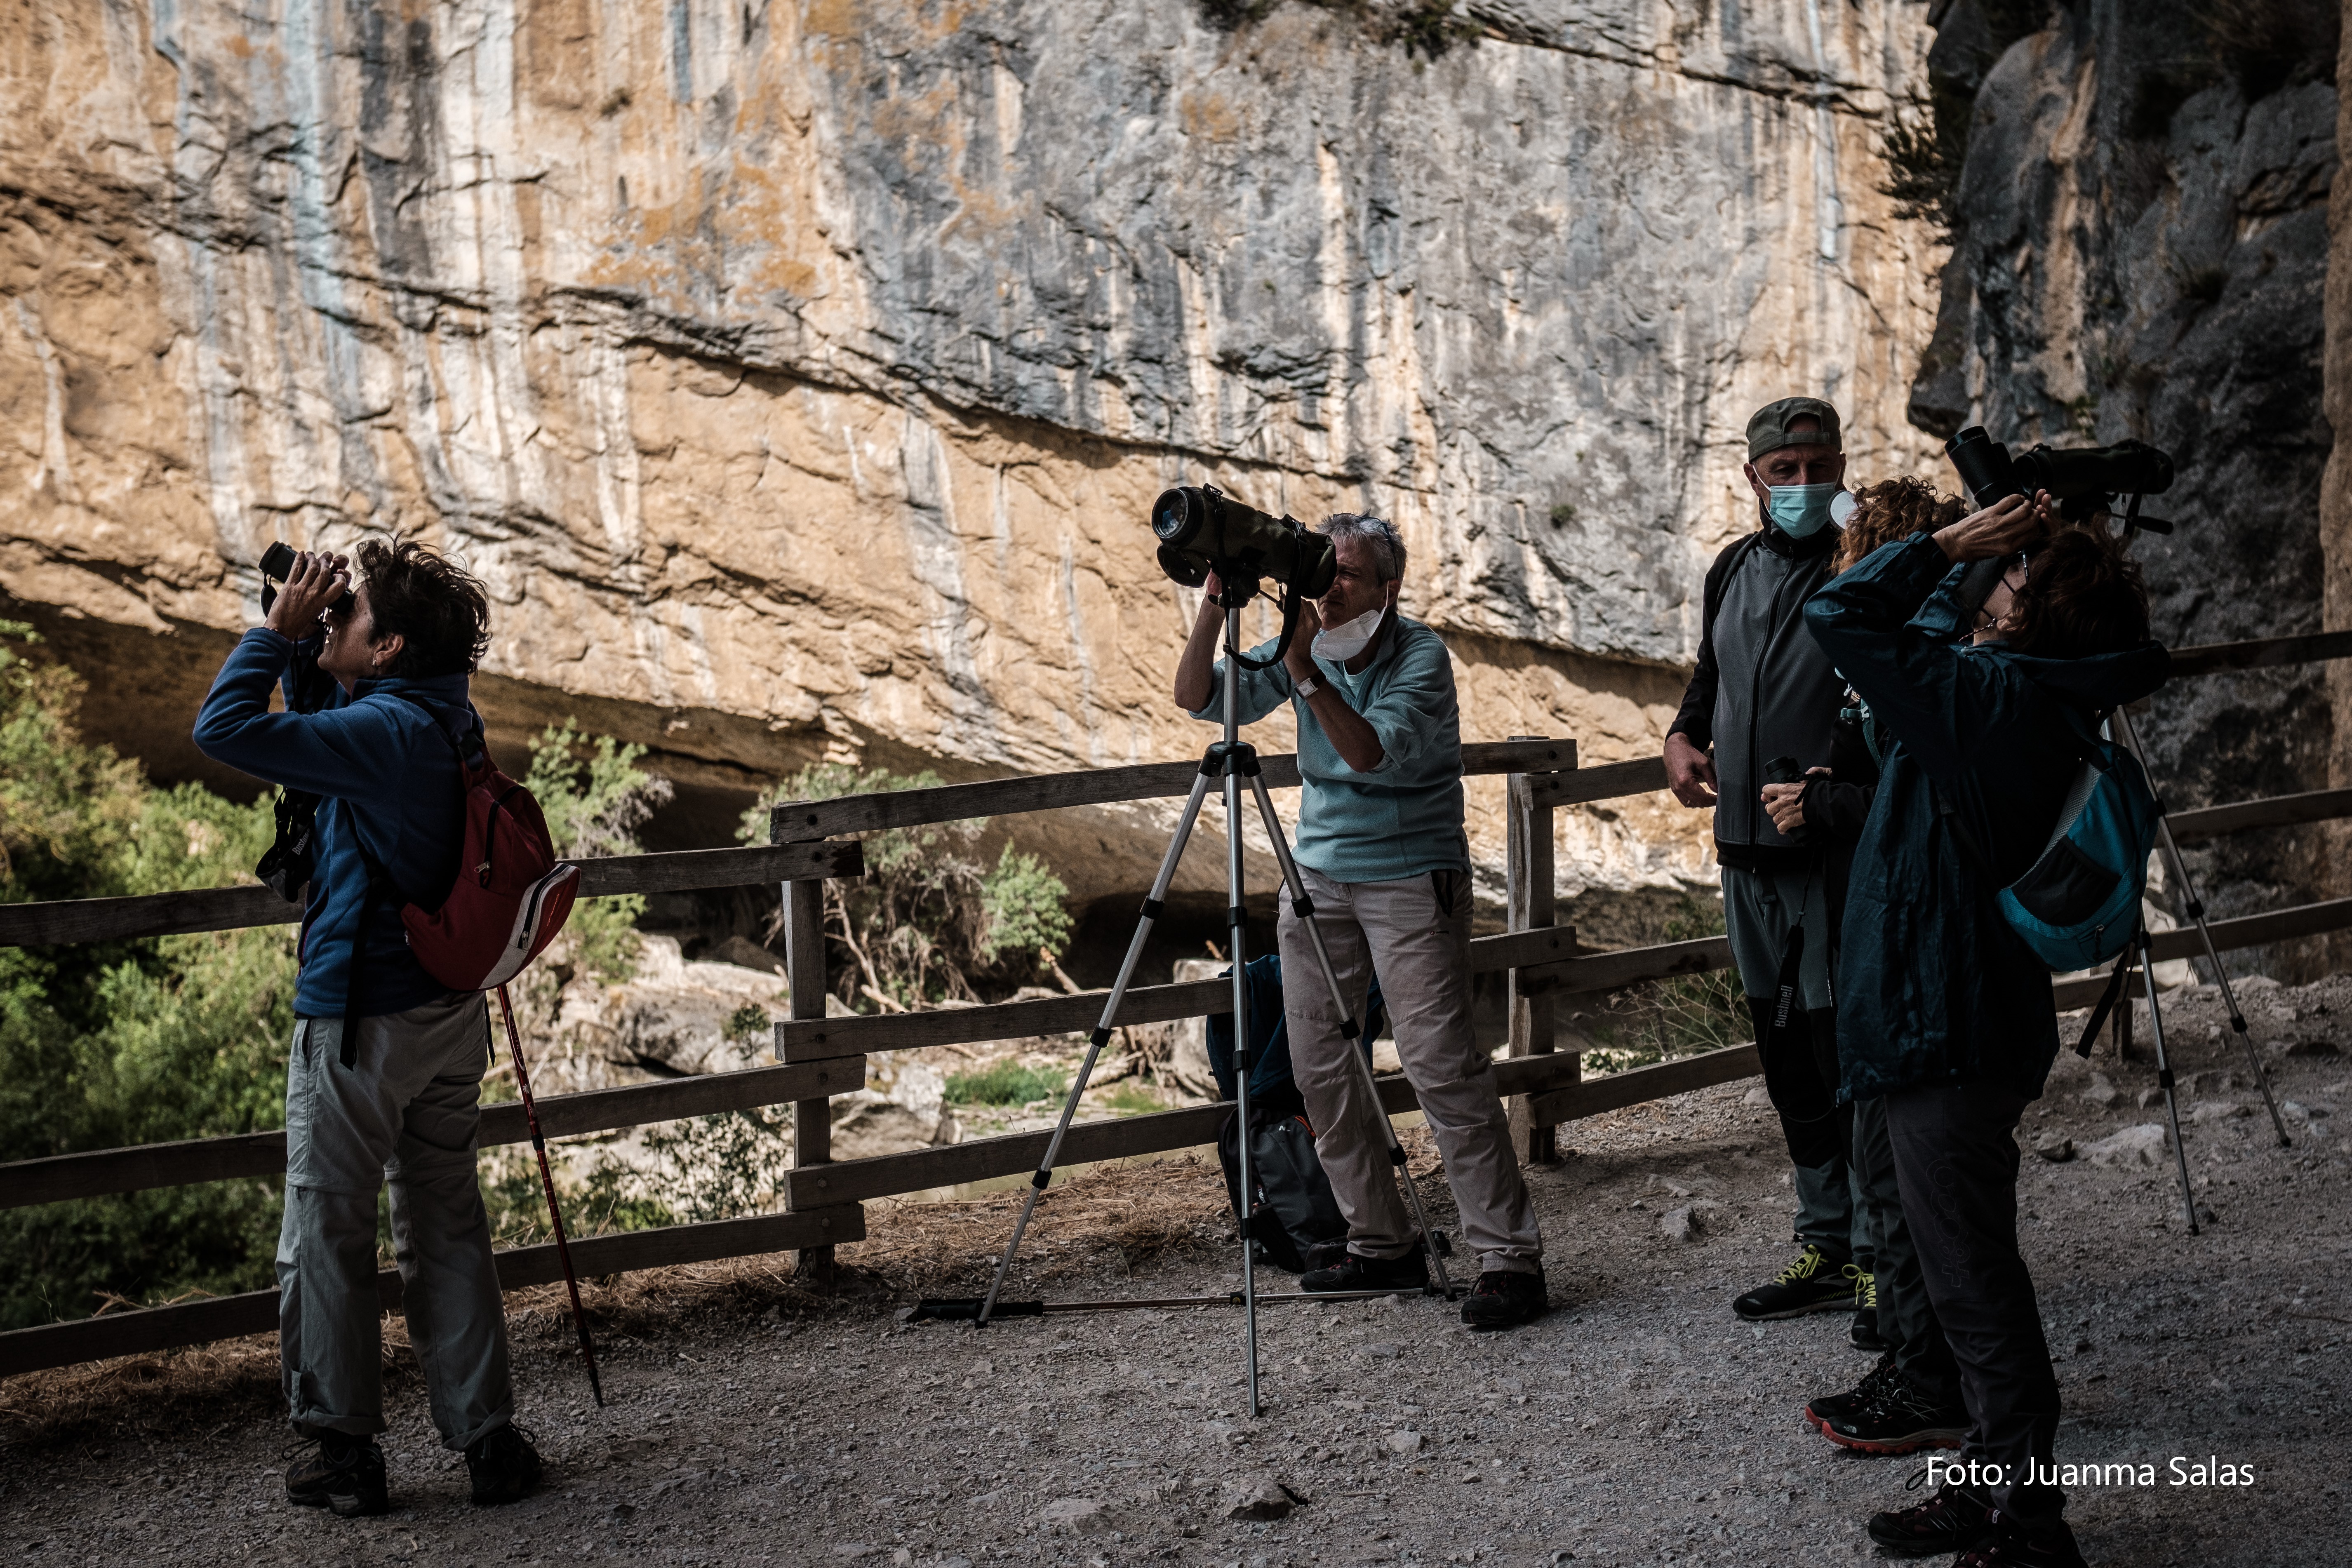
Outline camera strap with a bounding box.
[1225,586,1304,671]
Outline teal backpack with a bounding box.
[1938,712,2161,973]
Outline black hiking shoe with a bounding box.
[285,1433,389,1517]
[1954,1512,2088,1568]
[1303,1248,1428,1294]
[464,1422,543,1506]
[1805,1350,1897,1428]
[1850,1270,1888,1349]
[1819,1369,1968,1455]
[1732,1245,1862,1320]
[1459,1267,1547,1330]
[1867,1469,1996,1557]
[1302,1239,1352,1274]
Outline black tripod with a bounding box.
[2082,708,2291,1237]
[967,569,1455,1416]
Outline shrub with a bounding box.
[944,1063,1066,1107]
[741,765,1073,1011]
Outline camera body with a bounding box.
[1152,486,1339,598]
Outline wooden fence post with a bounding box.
[1505,737,1569,1163]
[781,875,835,1288]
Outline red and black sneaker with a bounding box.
[1805,1351,1897,1429]
[1954,1511,2088,1568]
[1820,1372,1968,1455]
[1867,1469,1995,1558]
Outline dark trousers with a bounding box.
[1853,1094,1959,1401]
[1884,1080,2063,1526]
[1749,999,1861,1261]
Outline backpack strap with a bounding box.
[2072,940,2139,1058]
[333,691,477,1068]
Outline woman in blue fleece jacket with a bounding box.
[1803,495,2166,1568]
[194,542,541,1516]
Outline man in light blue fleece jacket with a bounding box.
[1174,514,1545,1330]
[193,541,540,1516]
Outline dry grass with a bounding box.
[0,1147,1326,1452]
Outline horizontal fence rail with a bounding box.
[0,839,867,951]
[776,924,1582,1061]
[783,1046,1750,1208]
[767,737,1573,841]
[0,1204,866,1380]
[1,1058,868,1211]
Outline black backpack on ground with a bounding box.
[1204,954,1385,1273]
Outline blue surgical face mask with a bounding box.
[1766,482,1844,538]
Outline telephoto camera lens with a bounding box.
[1944,426,2176,512]
[1151,485,1338,597]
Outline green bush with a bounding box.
[1577,893,1748,1077]
[944,1063,1066,1107]
[741,764,1072,1011]
[0,628,678,1325]
[0,623,297,1329]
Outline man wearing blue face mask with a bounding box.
[1665,397,1872,1326]
[1174,513,1546,1330]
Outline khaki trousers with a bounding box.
[1275,866,1541,1272]
[278,993,514,1450]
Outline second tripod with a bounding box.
[972,571,1456,1417]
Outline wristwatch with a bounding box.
[1294,674,1322,700]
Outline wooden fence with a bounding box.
[2,632,2350,1378]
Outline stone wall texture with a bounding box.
[2,0,1947,919]
[1914,0,2341,974]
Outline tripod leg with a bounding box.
[978,771,1217,1325]
[2137,927,2200,1235]
[1226,761,1262,1419]
[1246,773,1458,1299]
[2112,709,2288,1144]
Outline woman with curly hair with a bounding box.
[1764,475,1977,1463]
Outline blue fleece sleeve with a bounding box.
[1188,638,1294,728]
[1803,536,2002,784]
[193,628,412,808]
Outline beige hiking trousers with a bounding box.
[1275,866,1542,1273]
[278,993,514,1450]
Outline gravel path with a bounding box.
[6,978,2347,1567]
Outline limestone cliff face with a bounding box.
[1912,0,2340,968]
[1,0,1943,915]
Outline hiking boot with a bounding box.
[1819,1369,1968,1455]
[1459,1267,1548,1331]
[1302,1239,1352,1274]
[1732,1245,1861,1320]
[464,1422,543,1506]
[1805,1351,1897,1428]
[1867,1469,1996,1557]
[1850,1270,1889,1349]
[1302,1248,1428,1294]
[285,1433,389,1517]
[1954,1512,2088,1568]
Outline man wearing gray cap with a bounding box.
[1664,397,1870,1325]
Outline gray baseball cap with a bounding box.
[1747,397,1844,462]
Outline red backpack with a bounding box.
[401,735,579,992]
[339,706,578,1060]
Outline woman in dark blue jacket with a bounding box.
[1804,494,2167,1568]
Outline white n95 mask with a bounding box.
[1312,605,1387,663]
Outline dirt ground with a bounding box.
[5,976,2348,1568]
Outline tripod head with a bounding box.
[1207,559,1310,674]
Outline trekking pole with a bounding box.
[495,982,604,1406]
